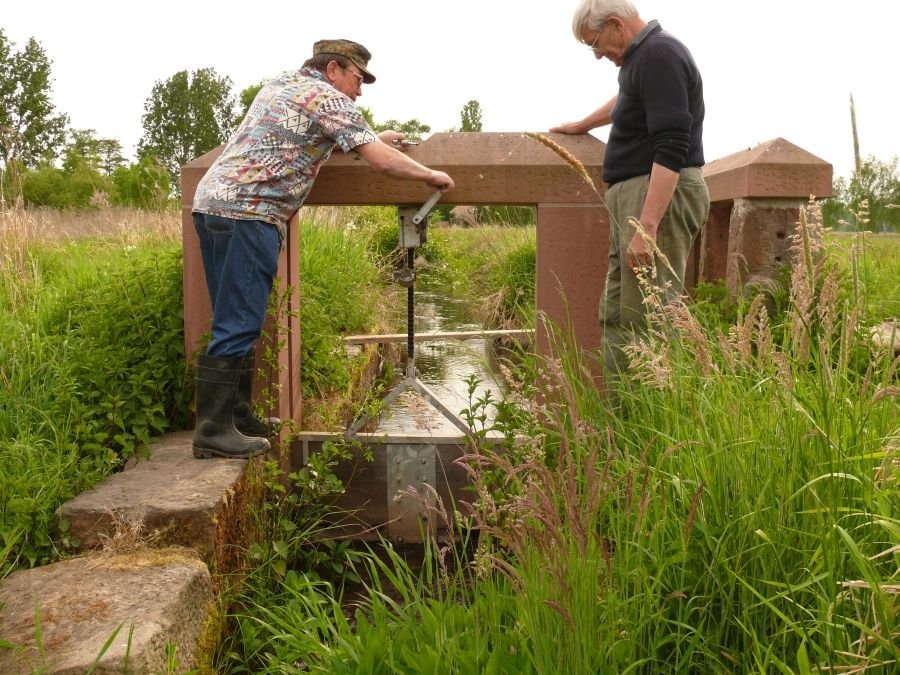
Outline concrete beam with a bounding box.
[703,137,833,202]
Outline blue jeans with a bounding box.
[192,213,281,358]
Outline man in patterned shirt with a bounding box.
[191,39,454,459]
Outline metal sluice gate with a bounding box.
[296,191,506,543]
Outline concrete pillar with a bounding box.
[725,198,803,293]
[697,200,732,284]
[700,137,832,292]
[536,204,607,376]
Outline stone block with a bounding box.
[872,320,900,355]
[725,198,800,293]
[0,553,213,674]
[57,431,258,568]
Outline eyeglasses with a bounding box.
[585,22,610,50]
[342,65,364,85]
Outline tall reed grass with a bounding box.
[418,224,537,329]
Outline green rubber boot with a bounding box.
[234,349,281,437]
[192,354,270,459]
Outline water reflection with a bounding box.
[376,290,507,435]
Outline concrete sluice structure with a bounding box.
[181,132,831,543]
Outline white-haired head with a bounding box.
[571,0,639,40]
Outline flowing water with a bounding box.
[374,288,509,435]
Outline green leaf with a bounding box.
[796,641,812,675]
[272,559,286,578]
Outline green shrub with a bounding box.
[359,206,450,276]
[1,240,189,576]
[44,245,191,458]
[22,165,114,208]
[299,218,382,398]
[353,206,399,262]
[418,224,536,327]
[111,159,172,210]
[488,235,536,326]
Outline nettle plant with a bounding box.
[56,247,191,464]
[1,239,190,574]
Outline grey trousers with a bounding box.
[600,167,710,382]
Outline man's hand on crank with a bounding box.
[378,130,406,146]
[427,171,454,192]
[374,130,454,192]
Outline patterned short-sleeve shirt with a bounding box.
[192,68,377,241]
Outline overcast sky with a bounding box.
[5,0,898,181]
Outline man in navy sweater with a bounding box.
[552,0,709,398]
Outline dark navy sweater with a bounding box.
[603,22,705,186]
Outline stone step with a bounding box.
[57,430,257,562]
[0,552,213,674]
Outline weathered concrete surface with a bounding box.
[724,198,800,293]
[0,553,213,674]
[57,431,251,560]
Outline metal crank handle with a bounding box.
[412,190,444,225]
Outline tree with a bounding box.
[359,107,431,140]
[459,99,483,132]
[97,139,127,176]
[138,68,238,193]
[62,129,104,174]
[0,29,68,188]
[62,129,126,176]
[824,155,900,233]
[18,130,128,209]
[111,157,171,210]
[239,80,267,120]
[22,162,113,209]
[377,118,431,140]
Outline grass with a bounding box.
[1,205,190,576]
[297,216,385,402]
[0,204,384,579]
[3,201,897,672]
[827,231,900,321]
[422,223,537,329]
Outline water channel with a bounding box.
[373,287,511,436]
